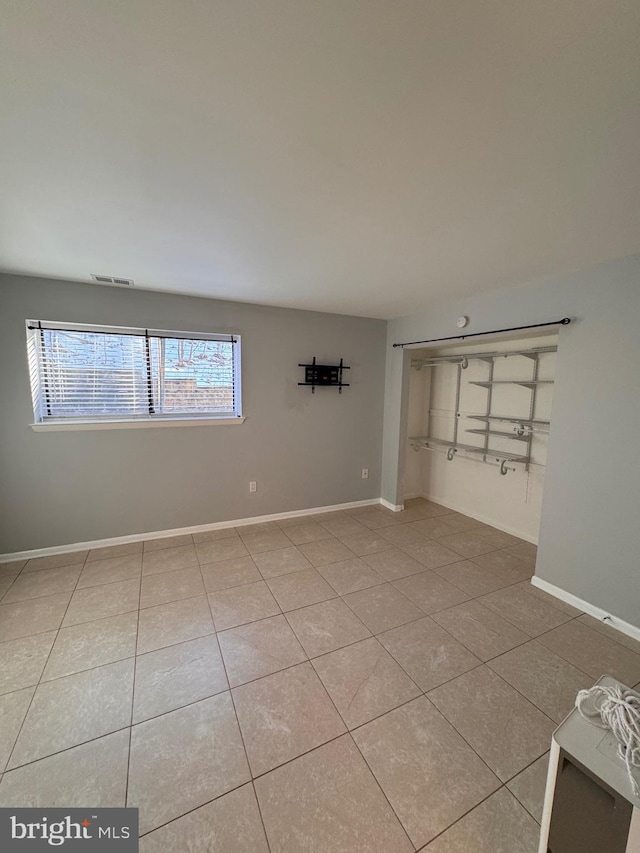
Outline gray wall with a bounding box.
[383,254,640,627]
[0,274,386,552]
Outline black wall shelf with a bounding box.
[298,357,350,393]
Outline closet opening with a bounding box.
[402,329,559,544]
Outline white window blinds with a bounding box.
[27,321,242,423]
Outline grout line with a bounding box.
[199,561,273,852]
[2,549,91,773]
[124,572,143,807]
[344,730,418,851]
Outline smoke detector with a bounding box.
[91,274,135,287]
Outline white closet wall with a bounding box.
[403,333,558,542]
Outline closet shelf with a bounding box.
[468,415,551,426]
[469,380,554,388]
[465,428,530,442]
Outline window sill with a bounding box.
[30,417,246,432]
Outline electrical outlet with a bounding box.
[249,481,257,492]
[361,468,369,479]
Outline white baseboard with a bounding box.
[380,497,404,512]
[418,491,538,544]
[0,498,380,563]
[530,576,640,644]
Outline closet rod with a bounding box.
[392,317,571,349]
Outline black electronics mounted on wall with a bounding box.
[298,357,350,393]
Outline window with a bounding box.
[27,320,242,427]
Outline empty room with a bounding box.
[1,2,639,852]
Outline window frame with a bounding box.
[26,320,244,430]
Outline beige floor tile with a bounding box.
[0,574,18,599]
[297,538,356,567]
[0,632,57,695]
[507,753,549,824]
[431,512,484,533]
[379,524,428,546]
[2,565,82,604]
[24,551,88,572]
[397,503,451,522]
[392,507,439,524]
[408,518,460,539]
[137,595,214,655]
[503,542,538,569]
[423,788,540,853]
[343,584,424,633]
[402,540,463,570]
[336,530,395,557]
[253,546,313,579]
[208,581,280,630]
[0,560,27,575]
[393,571,470,614]
[317,516,369,538]
[0,688,34,772]
[489,640,592,722]
[140,565,205,609]
[87,541,143,562]
[432,600,529,661]
[318,558,384,595]
[62,578,140,627]
[434,531,498,558]
[353,696,499,848]
[42,611,138,681]
[77,553,143,589]
[362,548,426,581]
[379,617,481,692]
[356,509,403,530]
[141,544,198,576]
[233,662,345,776]
[480,585,573,637]
[255,735,413,853]
[200,556,261,592]
[143,534,194,551]
[537,620,640,685]
[433,559,510,596]
[133,635,228,723]
[218,614,306,687]
[241,530,293,555]
[283,521,333,545]
[267,569,336,612]
[9,658,134,769]
[312,637,420,729]
[196,537,250,565]
[472,528,523,549]
[0,729,129,808]
[139,784,269,853]
[577,613,640,654]
[192,527,239,543]
[429,666,554,782]
[517,581,582,616]
[471,549,534,583]
[286,598,371,658]
[128,693,250,835]
[0,594,71,643]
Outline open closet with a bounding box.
[403,332,558,542]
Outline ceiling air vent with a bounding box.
[91,274,135,287]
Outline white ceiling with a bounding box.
[1,1,639,319]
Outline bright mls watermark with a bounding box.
[1,809,138,850]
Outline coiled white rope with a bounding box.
[575,684,640,798]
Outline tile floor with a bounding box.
[1,498,640,851]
